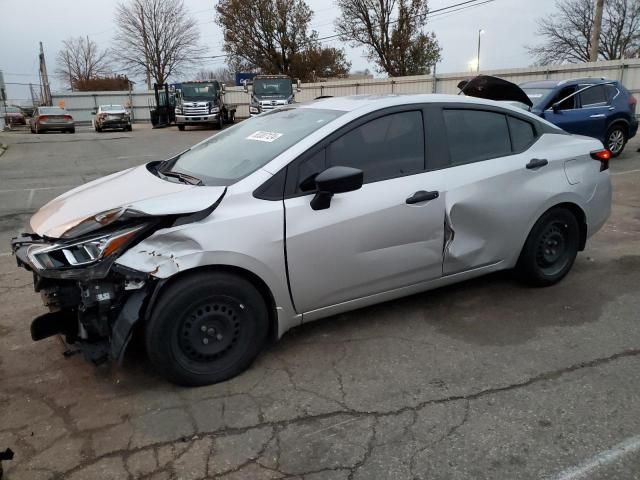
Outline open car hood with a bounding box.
[458,75,533,108]
[31,164,226,239]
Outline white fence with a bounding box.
[52,58,640,123]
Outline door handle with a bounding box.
[589,114,606,118]
[406,190,439,204]
[526,158,548,170]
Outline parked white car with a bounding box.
[12,94,612,385]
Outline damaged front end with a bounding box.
[11,222,158,365]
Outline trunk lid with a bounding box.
[458,75,533,108]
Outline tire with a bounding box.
[69,128,75,134]
[516,207,580,287]
[606,124,627,157]
[126,124,133,132]
[178,124,185,131]
[228,111,235,124]
[217,114,224,130]
[145,271,269,386]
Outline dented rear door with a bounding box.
[434,105,568,276]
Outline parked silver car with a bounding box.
[12,95,612,385]
[30,106,75,134]
[93,104,132,132]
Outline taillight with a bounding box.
[39,115,48,122]
[629,95,637,114]
[64,115,73,120]
[591,149,611,171]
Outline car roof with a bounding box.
[521,78,614,89]
[299,93,540,117]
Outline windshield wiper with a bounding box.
[160,170,204,186]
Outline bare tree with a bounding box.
[215,0,350,77]
[528,0,640,65]
[335,0,441,76]
[194,67,236,84]
[56,36,112,90]
[113,0,206,88]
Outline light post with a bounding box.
[477,29,485,73]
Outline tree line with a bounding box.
[57,0,442,90]
[56,0,640,91]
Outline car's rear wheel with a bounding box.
[516,207,580,287]
[217,113,224,130]
[145,272,269,386]
[606,124,627,157]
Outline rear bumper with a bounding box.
[39,121,74,130]
[629,118,638,139]
[585,174,612,239]
[100,119,131,128]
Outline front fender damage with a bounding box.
[116,231,204,278]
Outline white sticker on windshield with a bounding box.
[246,131,283,142]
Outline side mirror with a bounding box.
[221,83,226,94]
[296,78,301,92]
[310,166,363,211]
[551,102,560,112]
[243,80,249,93]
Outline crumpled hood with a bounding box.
[458,75,533,108]
[31,164,226,239]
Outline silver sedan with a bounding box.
[12,94,612,385]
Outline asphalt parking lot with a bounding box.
[1,123,639,480]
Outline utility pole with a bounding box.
[39,42,52,105]
[476,29,485,73]
[140,3,152,90]
[589,0,604,62]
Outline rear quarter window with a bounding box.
[508,116,536,151]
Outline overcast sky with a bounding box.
[0,0,557,103]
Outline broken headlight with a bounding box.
[61,207,146,239]
[27,225,146,270]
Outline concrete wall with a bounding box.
[52,59,640,123]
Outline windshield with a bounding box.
[254,79,292,96]
[168,107,344,186]
[522,88,553,107]
[39,107,66,115]
[100,104,124,110]
[2,107,21,113]
[181,83,218,101]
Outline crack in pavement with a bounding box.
[21,347,639,478]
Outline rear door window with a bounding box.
[443,109,511,165]
[579,85,607,107]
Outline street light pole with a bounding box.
[477,29,485,73]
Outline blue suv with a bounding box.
[521,78,638,156]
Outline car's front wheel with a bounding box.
[606,124,627,157]
[516,207,580,287]
[145,271,269,386]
